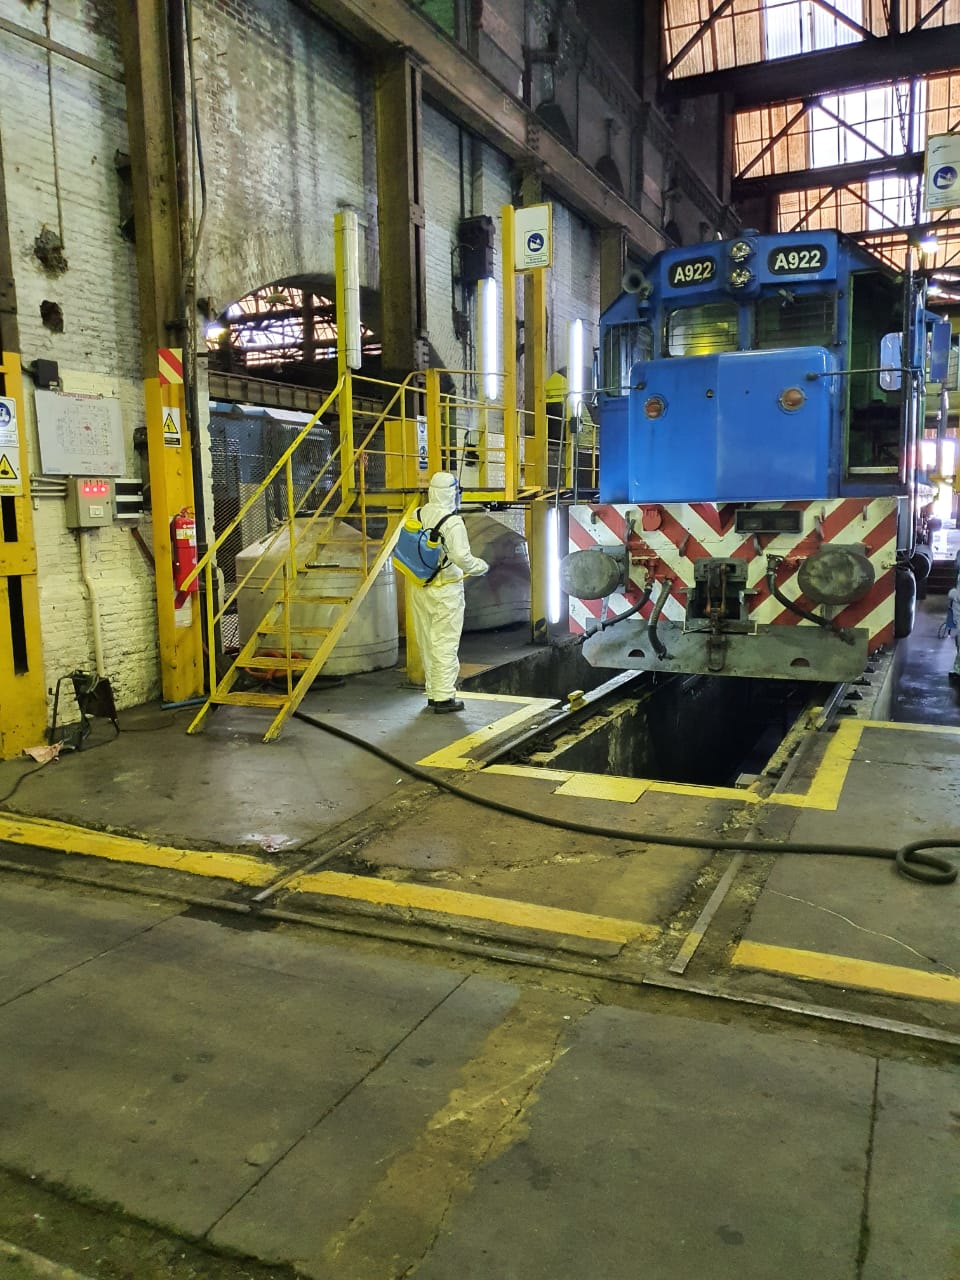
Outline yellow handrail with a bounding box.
[181,374,346,592]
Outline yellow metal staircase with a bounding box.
[185,376,416,742]
[188,505,411,741]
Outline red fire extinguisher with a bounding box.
[171,508,199,607]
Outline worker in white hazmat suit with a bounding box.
[410,472,488,712]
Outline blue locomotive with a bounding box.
[562,229,949,681]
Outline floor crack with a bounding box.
[766,889,958,974]
[856,1059,881,1279]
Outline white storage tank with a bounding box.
[463,514,530,630]
[235,518,398,675]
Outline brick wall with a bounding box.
[0,0,615,716]
[193,0,377,308]
[0,0,159,710]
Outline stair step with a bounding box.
[211,691,290,708]
[242,655,315,672]
[257,624,333,638]
[303,563,365,573]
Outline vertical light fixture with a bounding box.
[482,276,499,401]
[568,318,584,422]
[547,507,562,624]
[338,208,362,370]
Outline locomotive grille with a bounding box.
[755,293,835,349]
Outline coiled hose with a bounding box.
[294,711,958,885]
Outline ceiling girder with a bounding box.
[662,27,960,107]
[733,152,924,198]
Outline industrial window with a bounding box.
[665,303,739,356]
[602,321,653,394]
[755,292,836,350]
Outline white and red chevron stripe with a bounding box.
[568,499,900,652]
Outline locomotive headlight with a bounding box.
[643,395,667,419]
[778,386,806,412]
[729,240,754,262]
[798,546,874,605]
[728,267,754,289]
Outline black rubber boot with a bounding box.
[431,698,465,713]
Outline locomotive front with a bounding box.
[563,230,929,681]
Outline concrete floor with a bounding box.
[0,614,958,1275]
[0,605,958,1032]
[0,876,956,1280]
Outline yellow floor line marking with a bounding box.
[0,810,274,885]
[770,718,864,811]
[733,940,960,1005]
[485,764,574,783]
[554,774,650,803]
[417,697,557,770]
[287,869,659,944]
[859,718,960,736]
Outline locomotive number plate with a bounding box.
[667,256,717,287]
[767,243,827,274]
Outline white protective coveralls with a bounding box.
[410,473,488,707]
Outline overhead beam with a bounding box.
[310,0,665,257]
[733,151,924,198]
[661,27,960,108]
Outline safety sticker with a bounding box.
[0,397,22,496]
[163,408,182,448]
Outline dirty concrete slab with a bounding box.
[862,1059,960,1280]
[414,1005,875,1280]
[0,878,178,1006]
[348,774,723,926]
[0,905,464,1237]
[741,853,960,975]
[209,975,541,1270]
[0,673,548,855]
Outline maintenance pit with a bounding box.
[462,637,821,788]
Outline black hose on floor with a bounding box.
[293,711,958,886]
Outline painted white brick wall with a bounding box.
[193,0,377,308]
[0,2,160,711]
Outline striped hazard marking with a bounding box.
[568,499,899,651]
[158,347,184,385]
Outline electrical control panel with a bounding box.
[65,477,112,528]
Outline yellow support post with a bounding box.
[528,267,548,490]
[404,588,425,687]
[0,352,47,758]
[501,204,518,502]
[144,370,203,702]
[424,368,443,476]
[526,496,551,644]
[116,3,203,703]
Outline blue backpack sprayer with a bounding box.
[393,510,458,585]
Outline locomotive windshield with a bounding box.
[754,292,836,350]
[601,320,653,394]
[666,303,738,356]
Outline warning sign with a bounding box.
[0,397,23,496]
[163,408,182,448]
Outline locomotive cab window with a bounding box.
[754,292,835,350]
[602,321,653,395]
[845,271,904,479]
[665,303,738,356]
